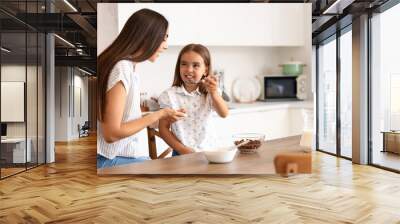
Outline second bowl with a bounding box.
[233,133,265,154]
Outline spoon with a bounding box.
[198,74,206,83]
[227,140,250,151]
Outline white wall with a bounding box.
[97,3,119,55]
[55,67,69,141]
[72,74,89,138]
[54,67,89,141]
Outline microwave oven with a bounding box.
[263,75,307,100]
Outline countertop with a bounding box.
[225,100,314,115]
[144,100,313,117]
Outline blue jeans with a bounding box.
[97,154,150,169]
[172,150,180,157]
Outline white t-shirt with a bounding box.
[97,60,142,159]
[158,86,219,151]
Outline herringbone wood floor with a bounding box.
[1,135,400,223]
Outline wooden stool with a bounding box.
[274,152,312,176]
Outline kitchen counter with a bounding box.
[225,100,313,115]
[144,100,313,116]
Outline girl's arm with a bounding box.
[159,118,194,155]
[203,76,229,118]
[209,91,229,118]
[101,82,185,143]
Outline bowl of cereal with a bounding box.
[233,133,265,154]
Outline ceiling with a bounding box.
[0,0,391,75]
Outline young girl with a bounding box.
[97,9,186,168]
[158,44,229,156]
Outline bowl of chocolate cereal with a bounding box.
[232,133,265,154]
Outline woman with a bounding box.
[97,8,186,169]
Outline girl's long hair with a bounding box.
[172,44,212,95]
[97,8,168,121]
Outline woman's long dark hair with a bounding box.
[172,44,212,95]
[98,8,168,121]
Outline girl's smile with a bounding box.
[180,51,207,86]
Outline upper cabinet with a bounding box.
[118,3,311,47]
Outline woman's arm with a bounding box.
[159,118,194,155]
[101,82,185,143]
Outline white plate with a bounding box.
[232,77,261,103]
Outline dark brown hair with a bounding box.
[97,8,168,121]
[172,44,212,95]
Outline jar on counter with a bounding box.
[299,108,314,151]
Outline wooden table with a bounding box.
[97,136,311,175]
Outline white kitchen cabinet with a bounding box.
[213,108,291,144]
[288,108,305,136]
[139,103,312,157]
[269,4,307,46]
[118,3,310,46]
[145,108,293,157]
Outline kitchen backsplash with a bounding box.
[135,46,312,102]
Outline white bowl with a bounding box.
[203,146,238,163]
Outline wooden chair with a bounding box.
[274,152,312,176]
[147,127,172,160]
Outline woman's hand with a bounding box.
[159,118,196,156]
[158,108,186,123]
[202,74,218,94]
[181,146,196,154]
